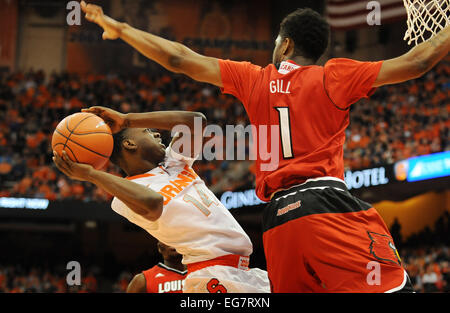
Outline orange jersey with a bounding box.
[219,58,383,201]
[142,263,187,293]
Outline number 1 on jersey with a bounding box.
[275,107,294,159]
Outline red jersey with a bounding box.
[142,263,187,293]
[219,58,383,201]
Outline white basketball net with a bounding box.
[403,0,449,45]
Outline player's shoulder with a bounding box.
[220,58,265,69]
[323,57,366,71]
[220,58,268,76]
[125,172,157,183]
[142,264,160,276]
[127,271,147,293]
[324,57,353,64]
[123,169,168,186]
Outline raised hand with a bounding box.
[53,150,94,182]
[80,1,122,40]
[82,106,128,133]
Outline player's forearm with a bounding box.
[124,111,206,132]
[408,25,449,76]
[118,23,194,74]
[87,169,163,220]
[374,26,449,87]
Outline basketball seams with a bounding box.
[63,114,96,150]
[66,113,112,138]
[54,128,111,158]
[66,113,95,132]
[70,131,112,136]
[62,117,71,152]
[53,113,112,169]
[53,142,80,163]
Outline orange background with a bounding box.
[374,190,449,239]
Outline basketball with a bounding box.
[51,112,114,170]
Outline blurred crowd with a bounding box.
[0,265,99,293]
[344,61,450,169]
[397,211,450,293]
[0,60,448,200]
[402,246,450,293]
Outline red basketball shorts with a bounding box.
[262,178,413,293]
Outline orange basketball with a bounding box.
[52,112,113,170]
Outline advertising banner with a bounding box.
[394,151,450,183]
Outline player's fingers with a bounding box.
[86,3,102,15]
[59,151,75,173]
[54,159,70,175]
[54,151,68,167]
[80,1,87,12]
[84,105,103,110]
[81,106,103,114]
[61,150,74,169]
[102,117,116,127]
[85,13,95,22]
[82,107,107,119]
[94,6,102,15]
[102,31,114,40]
[52,150,63,164]
[53,152,71,174]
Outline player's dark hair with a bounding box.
[279,8,330,62]
[110,128,128,165]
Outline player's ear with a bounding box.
[123,139,138,151]
[283,37,295,58]
[156,241,163,254]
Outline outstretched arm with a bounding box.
[373,25,449,87]
[82,106,206,133]
[83,106,207,159]
[80,1,222,87]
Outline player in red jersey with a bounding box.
[127,241,187,293]
[81,1,449,292]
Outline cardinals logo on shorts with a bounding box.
[367,231,401,265]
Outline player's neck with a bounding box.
[164,260,186,272]
[121,159,157,177]
[289,56,315,66]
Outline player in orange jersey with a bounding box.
[80,1,449,292]
[127,241,187,293]
[53,108,269,293]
